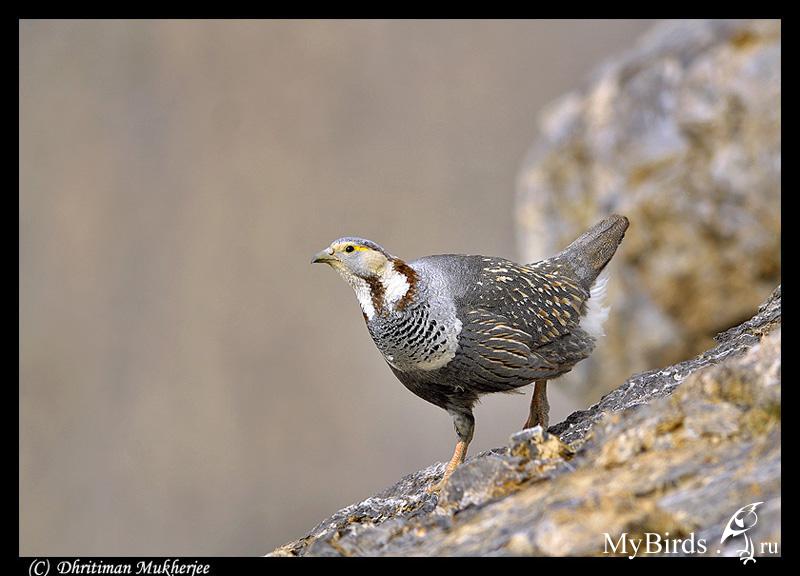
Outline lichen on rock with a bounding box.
[270,286,780,557]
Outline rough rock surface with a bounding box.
[516,19,781,401]
[270,287,780,557]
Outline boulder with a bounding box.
[516,19,781,401]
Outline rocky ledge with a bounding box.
[270,286,780,557]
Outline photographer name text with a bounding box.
[54,559,210,576]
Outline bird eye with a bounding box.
[344,245,355,253]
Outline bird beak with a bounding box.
[311,248,336,265]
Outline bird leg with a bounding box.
[523,380,549,430]
[427,411,474,494]
[426,440,468,494]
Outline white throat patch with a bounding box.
[352,277,377,320]
[345,262,412,321]
[380,263,411,306]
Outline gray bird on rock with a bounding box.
[312,215,629,491]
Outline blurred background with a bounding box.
[21,19,779,556]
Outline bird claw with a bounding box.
[426,480,445,495]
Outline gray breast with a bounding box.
[367,262,462,372]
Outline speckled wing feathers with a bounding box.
[452,309,549,392]
[448,257,595,391]
[463,258,590,344]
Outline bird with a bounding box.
[312,214,629,492]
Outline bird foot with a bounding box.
[521,416,549,431]
[426,479,445,495]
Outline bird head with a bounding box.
[311,237,393,281]
[312,237,417,320]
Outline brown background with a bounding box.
[20,19,654,555]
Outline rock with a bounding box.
[270,286,781,557]
[515,19,781,402]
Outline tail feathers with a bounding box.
[555,214,629,290]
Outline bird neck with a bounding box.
[352,258,418,321]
